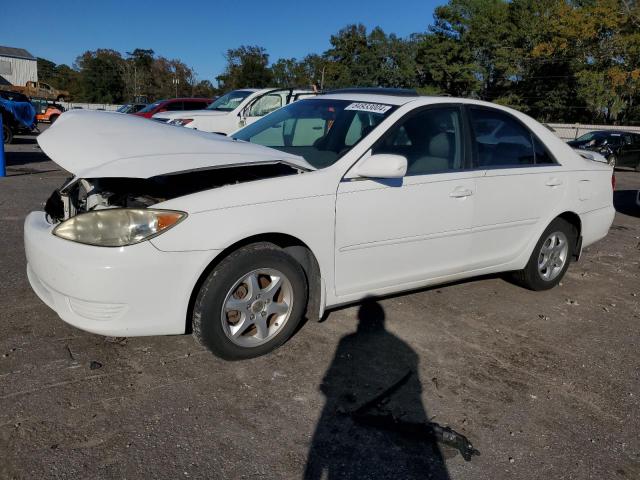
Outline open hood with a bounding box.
[38,110,312,178]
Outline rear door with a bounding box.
[467,106,564,269]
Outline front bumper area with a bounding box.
[24,211,217,337]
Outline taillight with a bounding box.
[611,173,616,191]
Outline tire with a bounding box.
[607,154,617,169]
[2,123,13,144]
[56,96,66,102]
[49,114,59,124]
[512,218,576,291]
[192,242,308,360]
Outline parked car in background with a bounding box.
[1,81,70,102]
[133,98,213,119]
[154,88,316,134]
[117,103,148,114]
[26,90,615,360]
[1,91,37,144]
[32,99,65,124]
[568,130,640,170]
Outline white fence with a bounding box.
[60,102,123,112]
[546,123,640,141]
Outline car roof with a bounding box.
[315,93,525,110]
[590,130,637,136]
[161,97,212,102]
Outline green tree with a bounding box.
[216,46,273,89]
[74,49,126,103]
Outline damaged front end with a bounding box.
[44,162,303,224]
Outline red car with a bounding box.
[133,98,213,119]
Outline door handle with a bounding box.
[449,188,473,198]
[545,178,563,187]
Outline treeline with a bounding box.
[39,0,640,124]
[38,48,217,103]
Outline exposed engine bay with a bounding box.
[44,162,304,223]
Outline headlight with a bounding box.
[53,209,186,247]
[171,118,193,126]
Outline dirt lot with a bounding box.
[1,129,639,479]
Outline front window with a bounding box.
[233,99,396,169]
[207,90,253,112]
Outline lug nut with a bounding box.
[250,314,255,320]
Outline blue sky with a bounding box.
[1,0,439,83]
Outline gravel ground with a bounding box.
[1,128,639,479]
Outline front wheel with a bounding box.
[192,243,308,360]
[512,218,576,291]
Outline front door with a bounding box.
[334,105,477,296]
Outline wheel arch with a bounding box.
[185,232,324,334]
[555,211,582,259]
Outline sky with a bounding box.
[1,0,440,83]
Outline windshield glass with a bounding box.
[138,101,163,113]
[207,90,253,112]
[233,99,396,169]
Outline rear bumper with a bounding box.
[24,211,216,336]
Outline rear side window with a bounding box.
[533,137,555,164]
[165,101,184,111]
[184,101,207,110]
[469,108,535,167]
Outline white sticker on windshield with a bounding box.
[344,102,392,114]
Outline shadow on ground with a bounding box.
[304,300,451,480]
[614,189,640,218]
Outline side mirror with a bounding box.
[352,154,407,179]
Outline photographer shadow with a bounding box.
[304,300,450,480]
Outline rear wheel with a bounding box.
[512,218,576,291]
[2,123,12,144]
[192,243,308,360]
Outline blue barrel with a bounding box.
[0,114,5,177]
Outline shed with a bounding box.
[0,46,38,86]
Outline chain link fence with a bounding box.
[546,123,640,141]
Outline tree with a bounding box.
[74,49,126,103]
[216,46,273,89]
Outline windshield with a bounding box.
[207,90,253,112]
[233,99,396,169]
[138,101,163,113]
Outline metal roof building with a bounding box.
[0,46,37,87]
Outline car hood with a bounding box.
[152,109,229,120]
[37,110,313,178]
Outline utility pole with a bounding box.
[320,66,325,91]
[173,75,179,98]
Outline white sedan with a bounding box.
[25,90,615,359]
